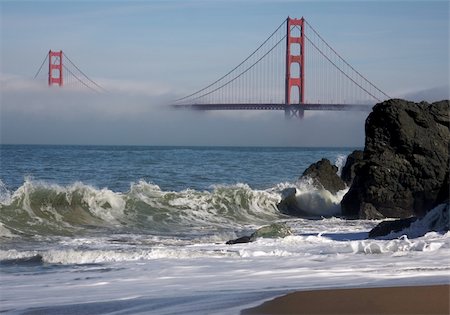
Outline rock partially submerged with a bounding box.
[302,158,346,194]
[368,217,418,238]
[276,188,310,217]
[226,223,292,245]
[341,99,449,219]
[276,159,347,217]
[368,203,449,239]
[251,223,292,239]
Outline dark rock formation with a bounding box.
[368,203,449,239]
[340,150,363,186]
[226,223,292,245]
[276,188,308,217]
[368,217,418,238]
[226,235,251,245]
[301,158,346,194]
[436,171,449,205]
[341,99,449,219]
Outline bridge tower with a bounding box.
[48,50,63,86]
[285,17,305,118]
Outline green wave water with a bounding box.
[0,179,284,237]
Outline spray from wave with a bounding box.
[0,174,354,238]
[0,178,286,237]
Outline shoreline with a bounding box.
[241,284,450,315]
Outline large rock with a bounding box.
[340,150,363,186]
[341,99,449,219]
[301,158,346,194]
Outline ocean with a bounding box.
[1,145,449,314]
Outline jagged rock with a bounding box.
[277,188,308,217]
[301,158,346,194]
[368,203,449,239]
[341,99,450,219]
[226,223,292,245]
[340,150,363,186]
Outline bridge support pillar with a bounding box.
[284,106,304,119]
[285,17,305,119]
[48,50,63,86]
[285,17,305,106]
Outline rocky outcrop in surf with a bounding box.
[276,159,346,217]
[341,99,449,219]
[226,223,292,245]
[368,203,449,239]
[301,159,346,194]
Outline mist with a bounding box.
[3,75,449,147]
[0,81,369,147]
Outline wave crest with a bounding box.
[0,179,283,237]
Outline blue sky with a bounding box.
[2,0,449,93]
[0,0,449,146]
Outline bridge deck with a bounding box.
[171,103,372,111]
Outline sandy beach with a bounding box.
[242,285,450,315]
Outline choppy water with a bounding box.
[1,145,449,315]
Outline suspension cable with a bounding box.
[304,19,390,99]
[63,52,108,92]
[62,65,100,93]
[174,18,288,102]
[304,34,381,102]
[33,53,49,79]
[188,35,287,103]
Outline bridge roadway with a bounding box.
[171,103,372,111]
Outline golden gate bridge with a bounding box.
[34,17,390,118]
[172,17,390,118]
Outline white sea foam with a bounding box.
[2,217,449,314]
[377,203,449,240]
[0,179,12,204]
[2,224,448,265]
[292,177,348,216]
[351,233,448,254]
[77,183,127,223]
[0,249,39,261]
[0,222,17,238]
[334,154,347,177]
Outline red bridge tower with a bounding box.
[48,50,63,86]
[285,17,305,118]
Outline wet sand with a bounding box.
[242,285,450,315]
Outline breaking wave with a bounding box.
[0,174,355,239]
[0,179,284,237]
